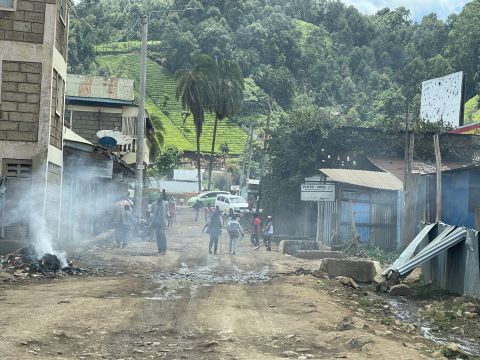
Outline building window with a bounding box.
[0,0,16,11]
[59,0,66,22]
[56,75,65,117]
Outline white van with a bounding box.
[215,194,249,215]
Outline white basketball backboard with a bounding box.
[420,71,464,128]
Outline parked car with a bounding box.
[215,194,249,216]
[187,191,230,207]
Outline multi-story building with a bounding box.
[0,0,68,251]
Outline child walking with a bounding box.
[227,215,243,255]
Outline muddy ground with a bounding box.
[0,207,468,359]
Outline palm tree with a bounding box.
[175,54,218,192]
[207,60,245,190]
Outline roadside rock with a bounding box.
[389,284,411,296]
[336,316,355,331]
[348,335,375,349]
[336,276,359,289]
[442,342,469,359]
[282,350,299,357]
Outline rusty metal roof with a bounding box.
[319,168,403,190]
[67,74,134,101]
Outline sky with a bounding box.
[340,0,471,21]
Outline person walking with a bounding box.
[152,197,168,254]
[192,199,203,222]
[167,198,176,227]
[251,213,261,250]
[209,206,223,255]
[227,215,243,255]
[202,205,213,233]
[263,215,274,251]
[112,198,132,248]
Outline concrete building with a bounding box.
[0,0,69,252]
[65,74,151,166]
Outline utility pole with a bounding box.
[244,125,254,197]
[134,15,148,216]
[255,97,272,214]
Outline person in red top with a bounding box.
[251,214,261,250]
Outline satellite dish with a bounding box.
[96,130,133,146]
[99,136,117,147]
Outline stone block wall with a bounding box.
[71,111,122,144]
[0,60,41,142]
[0,0,52,43]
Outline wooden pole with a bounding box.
[434,135,442,222]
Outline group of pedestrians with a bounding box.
[200,204,273,255]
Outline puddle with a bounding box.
[154,258,272,285]
[387,298,480,357]
[145,258,271,301]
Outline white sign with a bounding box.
[301,183,335,202]
[420,71,464,128]
[230,185,240,191]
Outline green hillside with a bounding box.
[96,54,248,155]
[464,95,480,124]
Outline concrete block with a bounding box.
[26,94,40,103]
[26,73,41,83]
[0,131,6,140]
[9,112,36,122]
[18,122,37,132]
[4,11,24,21]
[13,20,31,32]
[4,30,24,42]
[322,258,376,283]
[18,103,38,113]
[1,91,26,102]
[6,130,37,141]
[31,23,44,35]
[0,19,13,31]
[2,71,26,83]
[24,11,44,23]
[0,101,17,111]
[24,31,43,43]
[0,121,18,131]
[18,83,41,93]
[17,0,35,12]
[0,29,4,40]
[1,61,19,72]
[295,250,345,260]
[20,62,41,73]
[1,81,18,92]
[34,2,46,12]
[279,240,317,255]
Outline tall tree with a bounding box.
[175,54,218,192]
[207,60,245,190]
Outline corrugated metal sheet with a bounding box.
[319,169,403,190]
[67,74,134,101]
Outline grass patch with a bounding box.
[363,247,402,266]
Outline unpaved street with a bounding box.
[0,208,436,359]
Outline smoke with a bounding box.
[1,152,129,265]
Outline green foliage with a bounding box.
[464,95,480,124]
[363,247,402,266]
[72,0,480,130]
[148,145,183,178]
[95,54,248,155]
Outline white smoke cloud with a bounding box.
[340,0,471,21]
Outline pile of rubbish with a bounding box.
[0,246,87,279]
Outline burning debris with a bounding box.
[0,246,87,279]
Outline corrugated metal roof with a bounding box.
[63,127,93,145]
[319,168,403,190]
[67,74,134,101]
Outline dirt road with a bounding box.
[0,208,438,359]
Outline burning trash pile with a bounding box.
[0,246,87,280]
